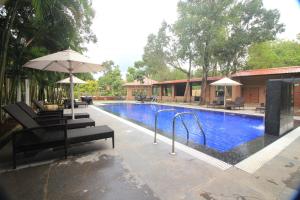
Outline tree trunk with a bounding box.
[200,42,210,105]
[200,69,208,105]
[183,57,192,103]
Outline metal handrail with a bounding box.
[171,112,206,155]
[154,109,176,144]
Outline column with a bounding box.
[17,81,21,101]
[25,79,30,104]
[171,84,175,101]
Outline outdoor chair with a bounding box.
[63,99,88,109]
[255,103,265,113]
[151,96,158,102]
[80,96,93,105]
[17,102,95,129]
[227,97,245,110]
[207,98,223,108]
[3,104,114,169]
[33,100,89,119]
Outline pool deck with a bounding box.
[0,104,300,199]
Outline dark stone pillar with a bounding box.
[265,80,294,136]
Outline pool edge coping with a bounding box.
[92,104,300,174]
[235,126,300,173]
[91,105,232,171]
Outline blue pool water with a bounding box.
[100,103,264,153]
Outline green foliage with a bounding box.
[214,0,284,74]
[126,66,145,82]
[98,61,124,96]
[0,0,96,121]
[137,22,171,81]
[76,73,94,81]
[138,0,284,103]
[247,40,300,69]
[176,0,284,75]
[74,80,98,97]
[168,68,187,80]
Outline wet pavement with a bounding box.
[0,105,300,200]
[0,152,159,200]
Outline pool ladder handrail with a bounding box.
[154,109,176,144]
[171,112,206,155]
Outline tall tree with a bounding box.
[98,61,124,96]
[175,0,283,104]
[215,0,284,74]
[247,40,300,69]
[139,23,171,81]
[157,21,197,102]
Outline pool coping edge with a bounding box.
[234,126,300,173]
[92,103,300,174]
[91,105,232,171]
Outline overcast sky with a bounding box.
[86,0,300,78]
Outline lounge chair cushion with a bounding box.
[15,125,114,151]
[68,125,114,144]
[17,102,93,128]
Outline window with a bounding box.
[215,86,224,97]
[152,86,159,96]
[192,85,201,97]
[162,85,172,96]
[132,88,147,96]
[175,84,185,96]
[215,86,232,98]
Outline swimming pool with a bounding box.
[99,103,276,164]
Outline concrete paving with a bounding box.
[0,106,300,200]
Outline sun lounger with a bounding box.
[16,102,95,129]
[32,100,89,119]
[227,97,245,110]
[207,99,223,108]
[3,104,114,169]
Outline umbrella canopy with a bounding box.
[23,49,101,73]
[210,77,242,106]
[23,49,103,119]
[57,76,86,84]
[210,77,242,86]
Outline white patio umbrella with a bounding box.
[23,49,103,119]
[210,77,242,106]
[57,76,86,84]
[57,76,86,103]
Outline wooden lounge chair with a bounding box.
[3,104,114,169]
[16,102,95,129]
[32,100,89,119]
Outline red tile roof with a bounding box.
[232,66,300,77]
[153,76,221,85]
[126,66,300,86]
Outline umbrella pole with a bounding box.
[224,85,227,107]
[70,72,75,120]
